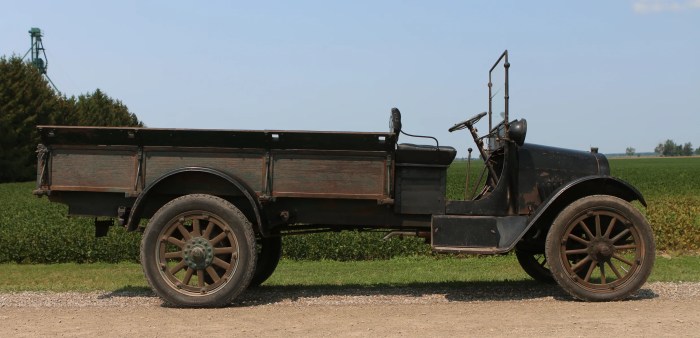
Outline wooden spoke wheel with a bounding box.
[141,194,256,307]
[249,236,282,288]
[545,195,655,301]
[515,249,555,284]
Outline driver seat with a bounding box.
[390,108,457,166]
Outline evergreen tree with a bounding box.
[0,56,60,182]
[62,89,143,127]
[0,56,144,182]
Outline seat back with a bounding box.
[390,107,402,137]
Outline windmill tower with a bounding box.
[23,27,59,92]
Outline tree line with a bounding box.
[653,140,699,157]
[0,56,144,183]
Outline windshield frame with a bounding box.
[488,50,510,145]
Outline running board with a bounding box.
[431,215,528,254]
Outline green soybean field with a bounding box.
[0,157,698,264]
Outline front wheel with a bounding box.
[545,195,655,301]
[140,194,257,307]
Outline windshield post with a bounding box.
[488,50,509,150]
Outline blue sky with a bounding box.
[2,0,698,154]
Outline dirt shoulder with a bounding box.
[1,282,699,337]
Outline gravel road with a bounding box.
[1,282,699,337]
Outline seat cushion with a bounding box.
[396,143,457,166]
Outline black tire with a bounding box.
[249,236,282,287]
[140,194,256,307]
[545,195,655,301]
[515,249,555,284]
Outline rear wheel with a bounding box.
[545,195,655,301]
[249,236,282,287]
[140,194,256,307]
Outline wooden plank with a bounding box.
[144,148,265,191]
[50,147,137,190]
[272,152,387,198]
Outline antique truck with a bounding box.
[34,51,655,307]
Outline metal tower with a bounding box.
[23,27,59,92]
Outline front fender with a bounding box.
[525,175,646,233]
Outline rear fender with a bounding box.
[125,167,265,235]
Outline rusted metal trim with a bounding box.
[47,185,136,194]
[48,144,139,151]
[142,146,266,155]
[394,163,452,168]
[432,246,507,254]
[271,192,388,200]
[271,149,388,158]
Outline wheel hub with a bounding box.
[183,237,214,270]
[589,238,614,262]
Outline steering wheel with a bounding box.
[449,111,500,191]
[448,112,487,133]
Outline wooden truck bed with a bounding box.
[36,126,396,202]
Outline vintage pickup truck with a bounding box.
[34,51,655,307]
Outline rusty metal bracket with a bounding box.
[377,198,394,205]
[386,153,393,197]
[134,147,144,191]
[35,144,50,192]
[259,195,276,203]
[263,151,272,197]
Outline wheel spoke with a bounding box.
[164,251,183,259]
[570,256,592,272]
[584,260,596,282]
[202,221,214,239]
[607,261,623,279]
[214,247,235,255]
[611,228,631,244]
[213,257,231,270]
[210,232,227,245]
[197,270,204,288]
[612,253,634,266]
[206,266,221,283]
[603,217,617,239]
[177,223,192,241]
[565,248,588,255]
[170,260,187,275]
[183,268,194,285]
[166,236,186,248]
[192,219,201,237]
[614,244,637,250]
[595,214,602,237]
[567,233,589,245]
[579,221,594,240]
[600,262,607,285]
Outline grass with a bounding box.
[0,255,698,292]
